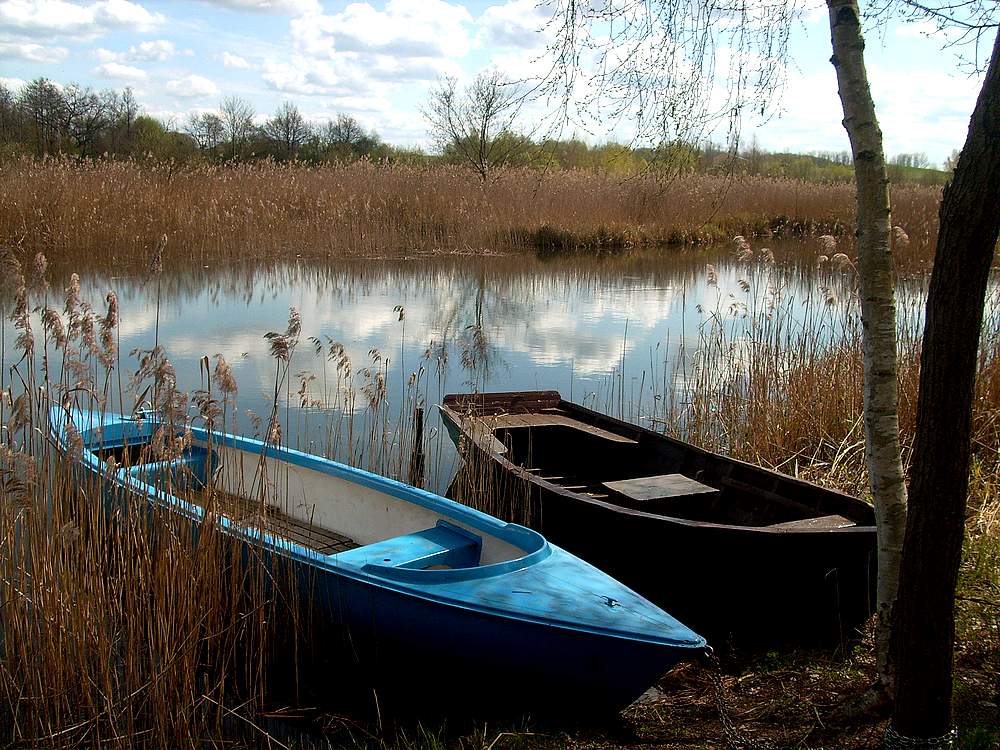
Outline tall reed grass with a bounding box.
[2,241,997,747]
[0,158,946,273]
[0,246,464,747]
[583,257,999,500]
[0,253,314,748]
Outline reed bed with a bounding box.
[2,242,998,747]
[0,158,944,273]
[586,262,998,499]
[0,256,316,748]
[0,249,453,747]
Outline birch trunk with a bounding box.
[826,0,908,693]
[892,28,1000,741]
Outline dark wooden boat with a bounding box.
[440,390,877,646]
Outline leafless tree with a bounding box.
[321,114,384,160]
[109,87,141,152]
[325,113,365,148]
[219,96,256,160]
[185,112,225,151]
[891,152,931,168]
[17,78,66,156]
[263,101,311,160]
[424,70,523,181]
[61,85,111,156]
[0,82,19,146]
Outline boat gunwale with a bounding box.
[440,393,877,537]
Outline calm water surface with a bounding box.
[11,244,894,491]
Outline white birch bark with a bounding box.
[827,0,908,693]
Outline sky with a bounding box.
[0,0,989,167]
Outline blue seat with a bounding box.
[128,445,219,490]
[338,521,482,570]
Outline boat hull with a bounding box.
[54,407,705,715]
[441,391,877,647]
[286,557,692,713]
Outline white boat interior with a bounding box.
[89,420,529,569]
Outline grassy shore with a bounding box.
[0,158,946,272]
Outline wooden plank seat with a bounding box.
[477,413,638,443]
[602,473,721,504]
[458,411,638,455]
[767,515,857,531]
[200,490,359,555]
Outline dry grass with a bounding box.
[0,258,301,748]
[626,267,1000,505]
[0,158,944,273]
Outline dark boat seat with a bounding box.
[337,521,483,569]
[481,413,638,443]
[127,445,220,490]
[767,515,856,531]
[602,474,720,503]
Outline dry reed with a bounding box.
[0,260,303,748]
[0,158,947,274]
[1,240,997,747]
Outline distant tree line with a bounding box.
[0,78,404,165]
[0,77,949,186]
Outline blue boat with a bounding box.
[50,406,706,714]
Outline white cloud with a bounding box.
[130,38,174,60]
[290,0,473,60]
[0,76,27,91]
[260,0,473,107]
[221,50,251,69]
[261,56,375,96]
[95,38,173,63]
[748,57,982,167]
[261,58,326,95]
[93,60,146,78]
[366,54,462,82]
[870,65,981,165]
[145,105,219,125]
[0,39,68,61]
[165,74,219,98]
[197,0,320,14]
[478,0,552,50]
[0,0,164,39]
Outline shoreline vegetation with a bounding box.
[1,244,997,747]
[0,78,994,750]
[0,159,950,273]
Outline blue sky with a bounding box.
[0,0,987,166]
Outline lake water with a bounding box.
[6,243,902,492]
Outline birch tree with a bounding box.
[540,0,905,689]
[827,0,908,694]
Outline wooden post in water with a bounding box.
[408,406,425,487]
